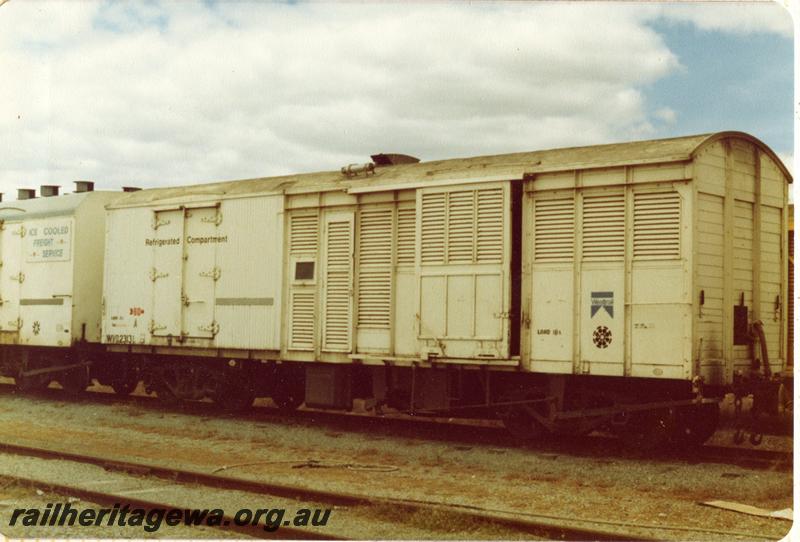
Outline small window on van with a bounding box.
[295,261,315,281]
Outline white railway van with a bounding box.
[99,132,790,446]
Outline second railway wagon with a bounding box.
[0,184,121,391]
[101,131,791,445]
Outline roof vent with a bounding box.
[75,180,94,193]
[370,153,420,167]
[40,185,60,197]
[122,186,141,192]
[17,189,35,200]
[341,163,375,178]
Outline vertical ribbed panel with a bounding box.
[534,197,574,262]
[323,220,353,351]
[421,193,446,264]
[359,209,392,266]
[288,212,319,351]
[582,192,625,260]
[290,214,318,254]
[421,188,505,266]
[633,191,681,259]
[759,205,782,366]
[289,290,315,350]
[732,200,754,363]
[477,188,503,263]
[696,192,724,361]
[447,190,475,263]
[357,269,391,329]
[358,208,392,329]
[397,204,416,266]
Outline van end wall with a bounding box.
[692,137,788,386]
[73,192,124,345]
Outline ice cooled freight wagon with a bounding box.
[0,184,121,391]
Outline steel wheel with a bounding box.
[616,409,675,451]
[15,354,51,393]
[671,403,720,448]
[272,386,304,411]
[271,366,305,411]
[497,392,551,441]
[212,372,255,412]
[215,384,255,412]
[110,378,139,396]
[60,365,90,395]
[150,367,181,405]
[16,370,50,392]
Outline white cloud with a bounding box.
[0,1,788,197]
[654,1,793,38]
[653,107,678,125]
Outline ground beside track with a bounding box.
[0,454,549,540]
[0,383,792,540]
[0,476,233,539]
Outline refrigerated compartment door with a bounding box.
[182,207,219,339]
[150,209,183,338]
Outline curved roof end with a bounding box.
[693,131,793,183]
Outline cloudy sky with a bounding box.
[0,1,793,196]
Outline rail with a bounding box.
[0,441,786,541]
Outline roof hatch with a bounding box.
[370,153,420,166]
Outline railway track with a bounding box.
[0,441,782,541]
[0,441,656,541]
[0,382,791,472]
[695,444,792,470]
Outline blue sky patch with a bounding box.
[645,20,792,156]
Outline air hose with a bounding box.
[750,320,771,378]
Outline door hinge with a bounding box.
[12,225,25,237]
[151,216,171,230]
[201,213,223,226]
[199,267,221,281]
[11,272,24,283]
[7,318,22,331]
[149,268,169,282]
[198,321,220,336]
[493,311,510,319]
[182,292,206,306]
[149,320,166,334]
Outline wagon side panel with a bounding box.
[102,206,154,347]
[213,196,284,351]
[526,165,693,379]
